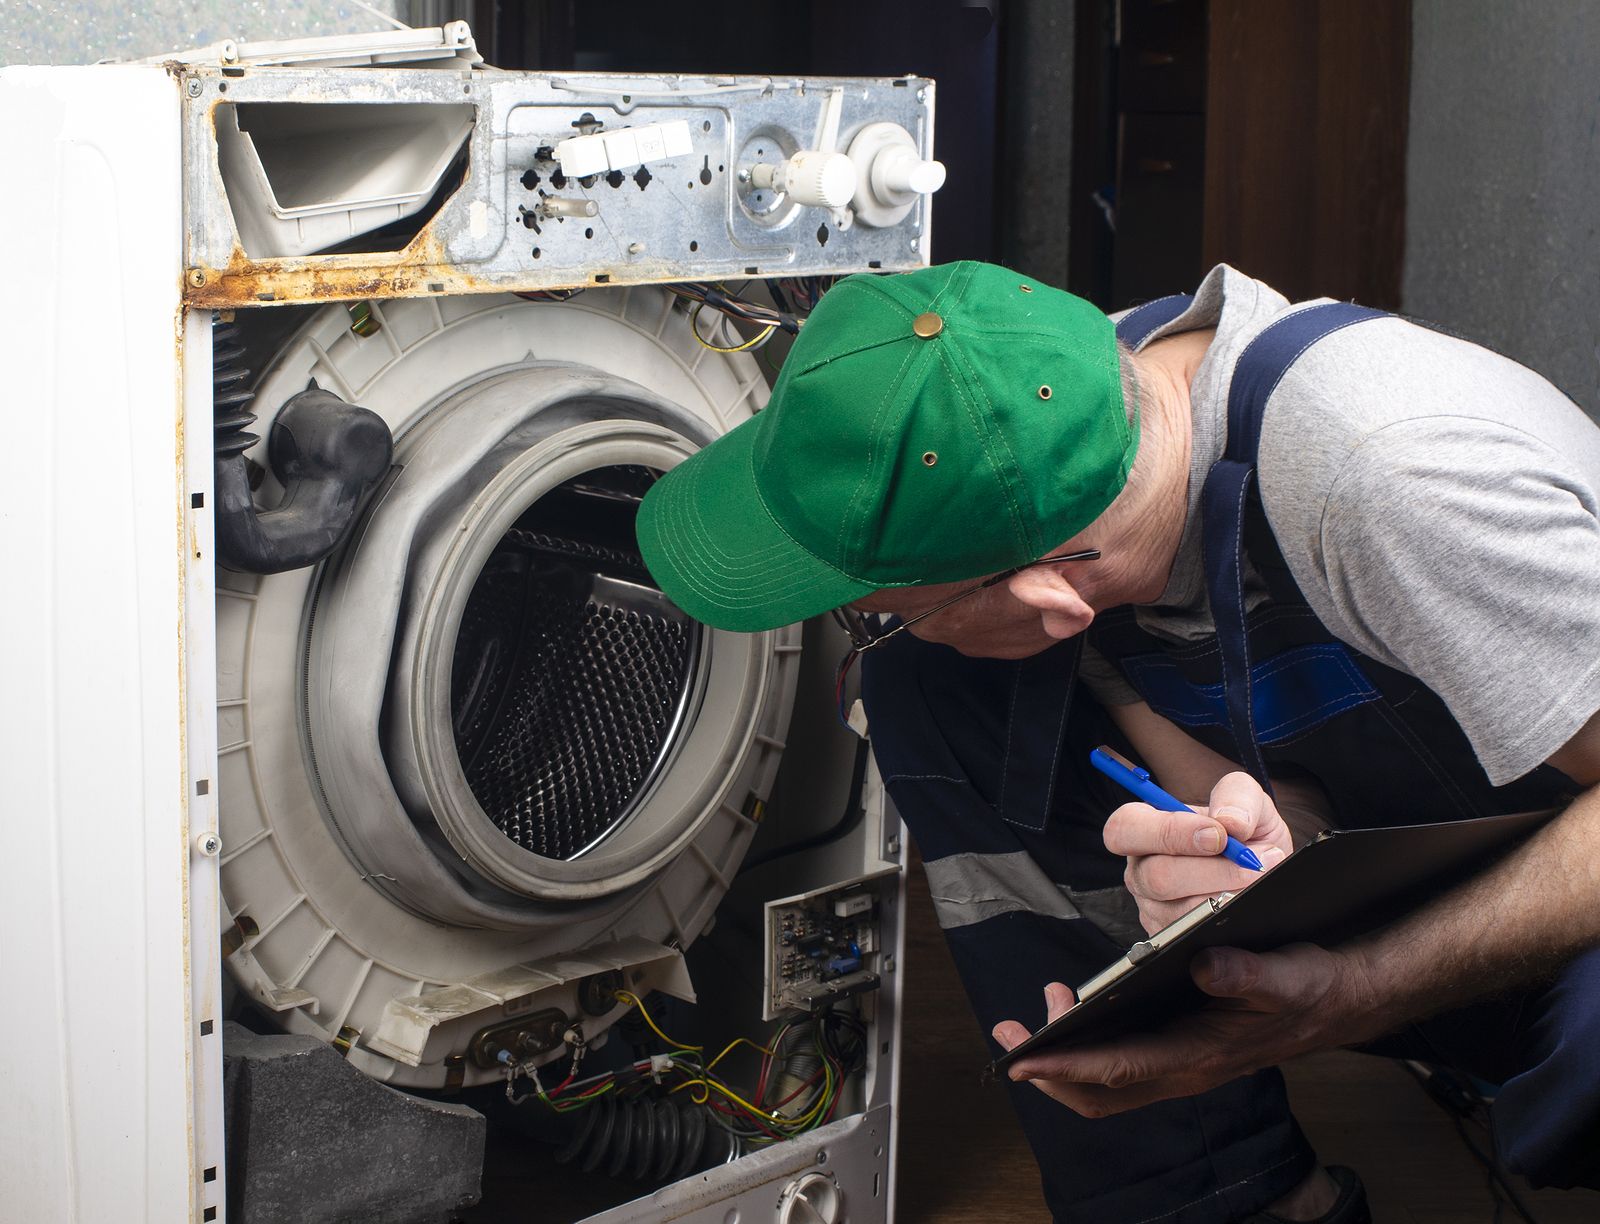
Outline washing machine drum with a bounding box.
[306,361,760,928]
[216,292,797,1083]
[448,465,699,864]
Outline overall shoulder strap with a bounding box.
[1115,294,1195,348]
[1201,302,1388,788]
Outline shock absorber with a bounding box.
[212,317,259,458]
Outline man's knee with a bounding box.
[1495,946,1600,1188]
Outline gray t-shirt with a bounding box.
[1081,264,1600,786]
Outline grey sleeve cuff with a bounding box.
[1480,655,1600,786]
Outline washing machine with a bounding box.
[0,22,946,1224]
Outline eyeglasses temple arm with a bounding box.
[850,548,1101,652]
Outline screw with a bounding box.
[628,241,645,255]
[196,833,222,857]
[186,78,202,97]
[187,269,206,287]
[916,88,927,103]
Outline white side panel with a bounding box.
[183,308,227,1221]
[0,65,195,1223]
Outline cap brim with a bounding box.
[636,414,877,632]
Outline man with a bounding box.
[635,260,1600,1223]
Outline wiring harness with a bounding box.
[500,988,866,1156]
[668,277,839,353]
[513,277,842,355]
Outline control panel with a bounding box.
[177,62,944,310]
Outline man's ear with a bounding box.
[1006,565,1094,639]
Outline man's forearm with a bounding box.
[1344,784,1600,1039]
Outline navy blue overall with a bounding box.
[862,296,1600,1223]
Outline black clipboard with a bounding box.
[987,807,1559,1079]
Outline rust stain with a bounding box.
[183,247,698,308]
[184,227,703,310]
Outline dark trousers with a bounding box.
[861,632,1600,1223]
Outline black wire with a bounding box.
[1452,1112,1535,1224]
[1401,1062,1544,1224]
[819,1010,867,1074]
[766,278,794,318]
[668,281,799,334]
[737,736,870,874]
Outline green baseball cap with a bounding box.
[635,260,1134,631]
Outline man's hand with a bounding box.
[1105,771,1294,934]
[999,706,1600,1123]
[991,941,1382,1116]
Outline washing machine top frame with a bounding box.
[176,44,937,310]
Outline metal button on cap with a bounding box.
[912,311,943,338]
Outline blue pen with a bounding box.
[1090,745,1264,872]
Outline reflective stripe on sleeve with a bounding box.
[922,851,1083,930]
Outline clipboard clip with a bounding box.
[1076,894,1231,1004]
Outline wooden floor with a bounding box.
[895,846,1597,1224]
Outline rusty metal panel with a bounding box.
[179,65,937,309]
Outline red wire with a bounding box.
[835,651,859,728]
[821,1051,845,1123]
[711,1100,786,1141]
[770,1066,826,1109]
[755,1044,775,1106]
[544,1069,577,1098]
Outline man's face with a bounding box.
[851,559,1098,660]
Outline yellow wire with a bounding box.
[784,1056,833,1128]
[613,990,838,1132]
[704,1035,775,1075]
[671,1076,782,1122]
[689,303,776,353]
[670,1077,713,1106]
[671,1050,833,1132]
[612,989,703,1052]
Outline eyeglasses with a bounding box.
[829,548,1101,726]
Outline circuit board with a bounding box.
[761,868,897,1020]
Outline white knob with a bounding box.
[846,121,946,228]
[779,150,858,209]
[777,1172,844,1224]
[878,145,947,196]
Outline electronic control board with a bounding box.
[761,867,898,1020]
